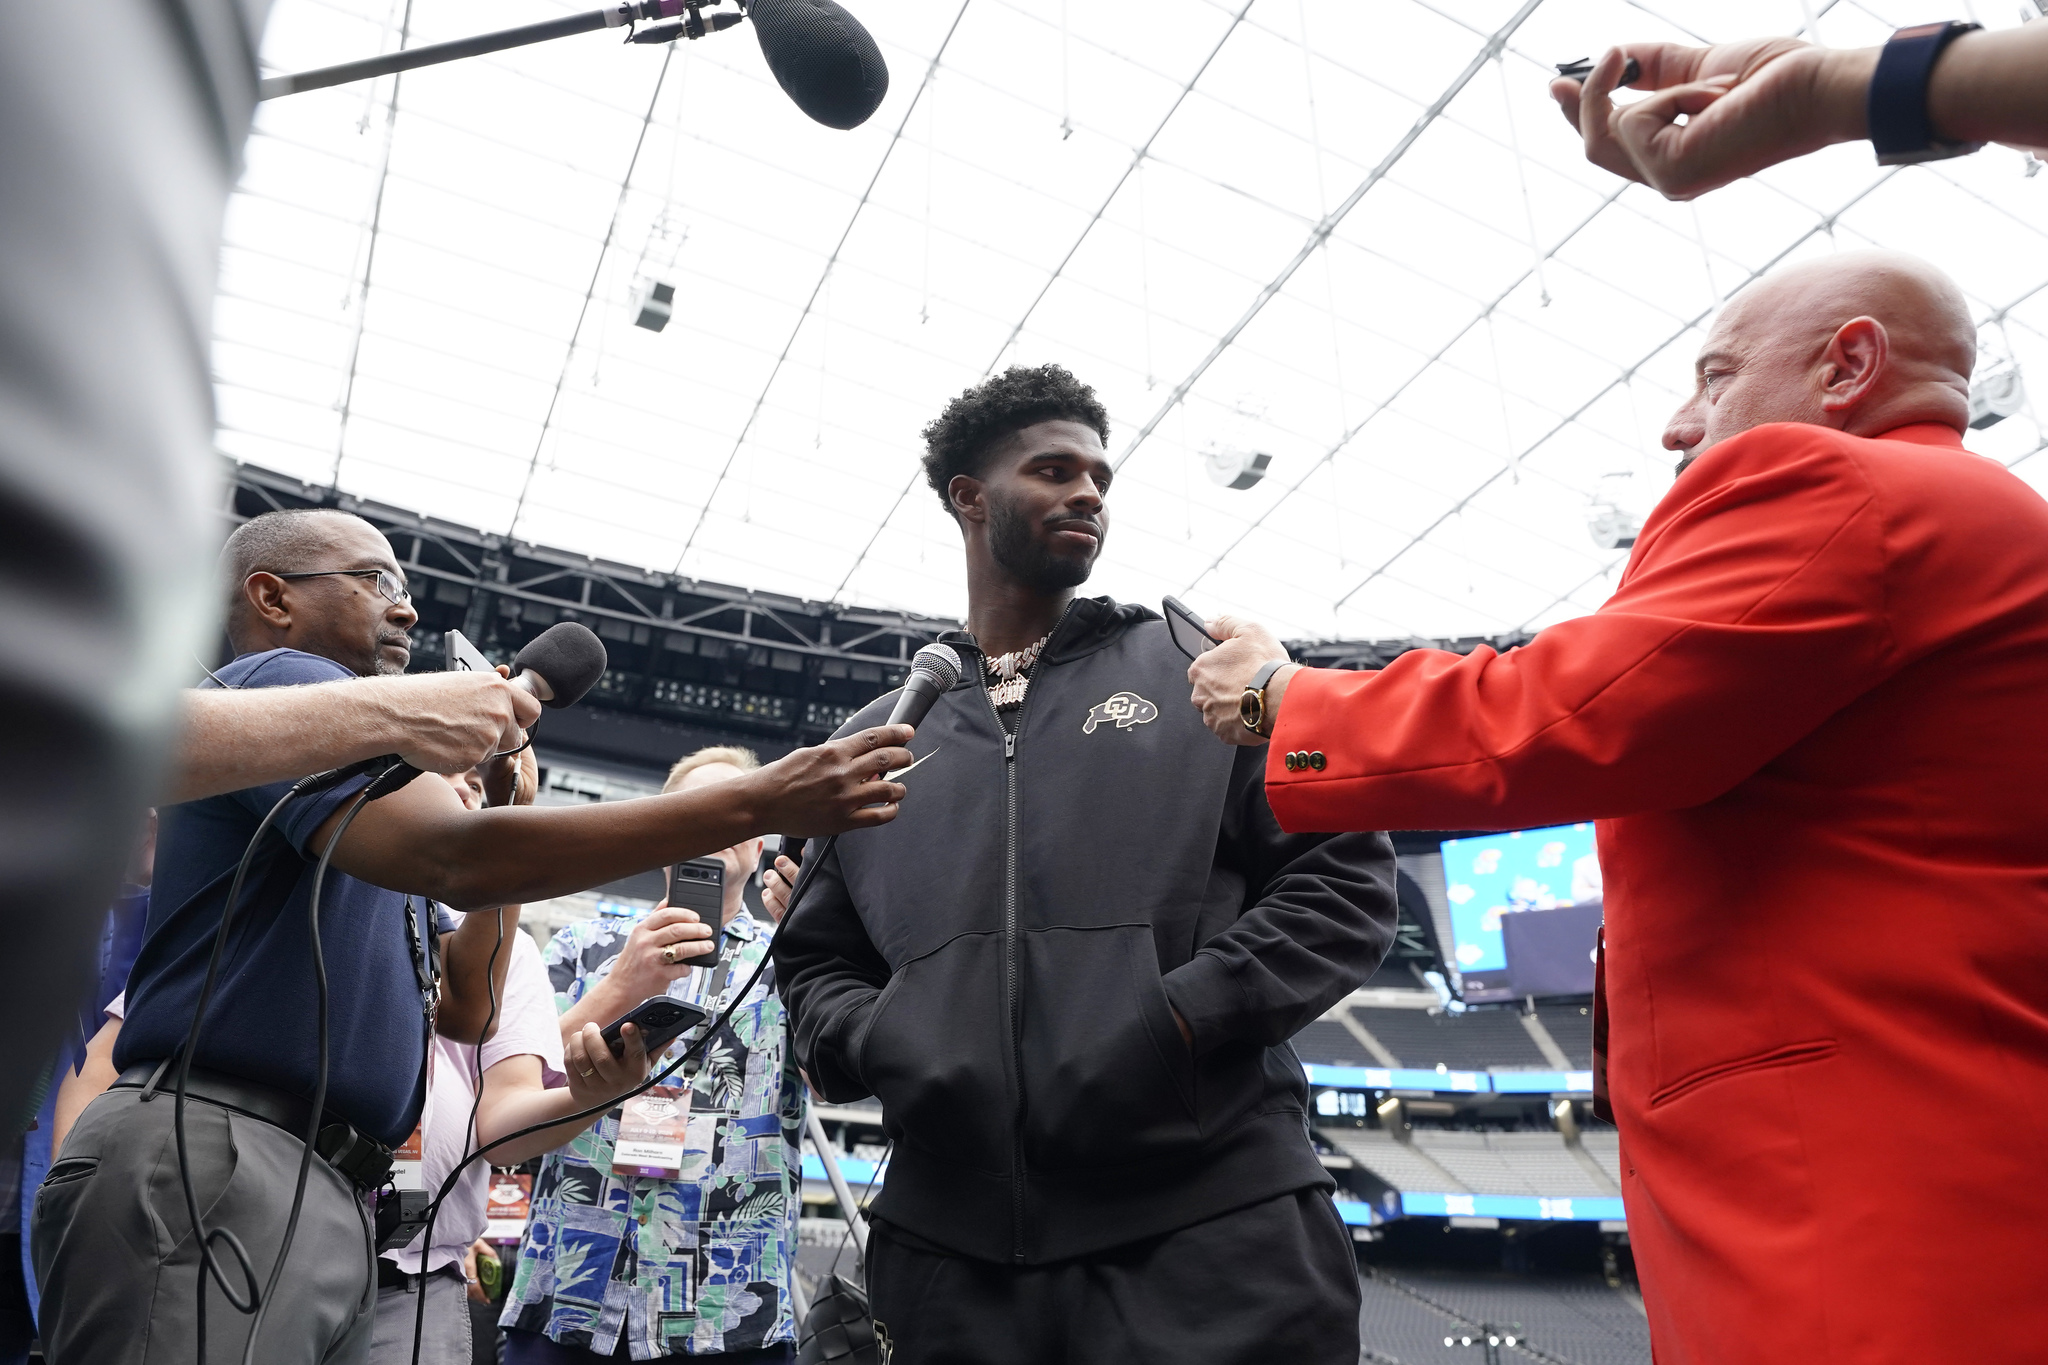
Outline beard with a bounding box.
[988,492,1099,591]
[371,632,412,676]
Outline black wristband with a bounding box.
[1868,20,1984,166]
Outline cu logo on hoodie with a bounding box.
[1083,691,1158,734]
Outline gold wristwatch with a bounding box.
[1238,660,1291,738]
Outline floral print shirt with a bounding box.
[501,908,803,1358]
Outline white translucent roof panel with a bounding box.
[218,0,2048,640]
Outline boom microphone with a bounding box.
[747,0,890,130]
[886,643,963,729]
[258,0,892,133]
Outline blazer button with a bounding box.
[1309,751,1326,771]
[1283,752,1297,771]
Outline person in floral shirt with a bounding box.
[502,748,804,1364]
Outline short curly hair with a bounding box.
[920,364,1110,517]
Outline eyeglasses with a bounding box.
[1162,595,1219,661]
[274,568,412,606]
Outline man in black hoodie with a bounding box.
[771,365,1399,1364]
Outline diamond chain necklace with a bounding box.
[985,631,1051,711]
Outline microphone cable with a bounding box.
[405,907,501,1365]
[407,781,511,1365]
[168,753,426,1362]
[170,650,560,1358]
[234,771,389,1363]
[176,769,356,1358]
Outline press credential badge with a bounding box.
[612,1085,692,1179]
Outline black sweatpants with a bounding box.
[866,1186,1361,1365]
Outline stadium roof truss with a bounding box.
[219,0,2048,643]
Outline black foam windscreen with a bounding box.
[512,622,608,708]
[747,0,889,130]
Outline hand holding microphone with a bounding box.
[739,643,961,835]
[742,725,916,836]
[317,621,612,800]
[385,670,542,775]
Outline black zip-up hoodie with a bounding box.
[772,597,1397,1264]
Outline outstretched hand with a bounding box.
[1549,40,1864,200]
[743,724,916,836]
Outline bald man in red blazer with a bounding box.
[1189,251,2048,1365]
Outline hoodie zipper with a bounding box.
[980,600,1076,1265]
[1001,724,1024,1263]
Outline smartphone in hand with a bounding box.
[599,996,710,1058]
[667,858,725,940]
[1161,595,1220,661]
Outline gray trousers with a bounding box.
[370,1271,472,1365]
[32,1086,378,1364]
[0,0,269,1120]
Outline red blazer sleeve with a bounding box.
[1267,423,1904,834]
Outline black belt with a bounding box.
[377,1260,464,1291]
[115,1060,396,1190]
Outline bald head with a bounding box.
[1664,250,1975,468]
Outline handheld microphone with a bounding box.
[747,0,890,129]
[302,623,611,799]
[886,643,963,729]
[505,622,609,706]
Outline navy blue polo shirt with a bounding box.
[116,649,430,1146]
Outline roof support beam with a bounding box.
[1112,0,1549,475]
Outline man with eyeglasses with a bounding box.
[34,507,917,1365]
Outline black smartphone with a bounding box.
[1161,595,1219,661]
[757,835,805,885]
[667,857,725,939]
[599,995,710,1057]
[1555,55,1641,86]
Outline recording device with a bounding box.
[1556,55,1643,86]
[746,0,889,130]
[600,996,711,1057]
[667,858,726,939]
[374,1189,432,1253]
[490,621,610,708]
[755,834,804,887]
[260,0,890,131]
[445,620,608,711]
[301,621,610,801]
[1161,595,1219,661]
[887,642,964,729]
[444,628,494,676]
